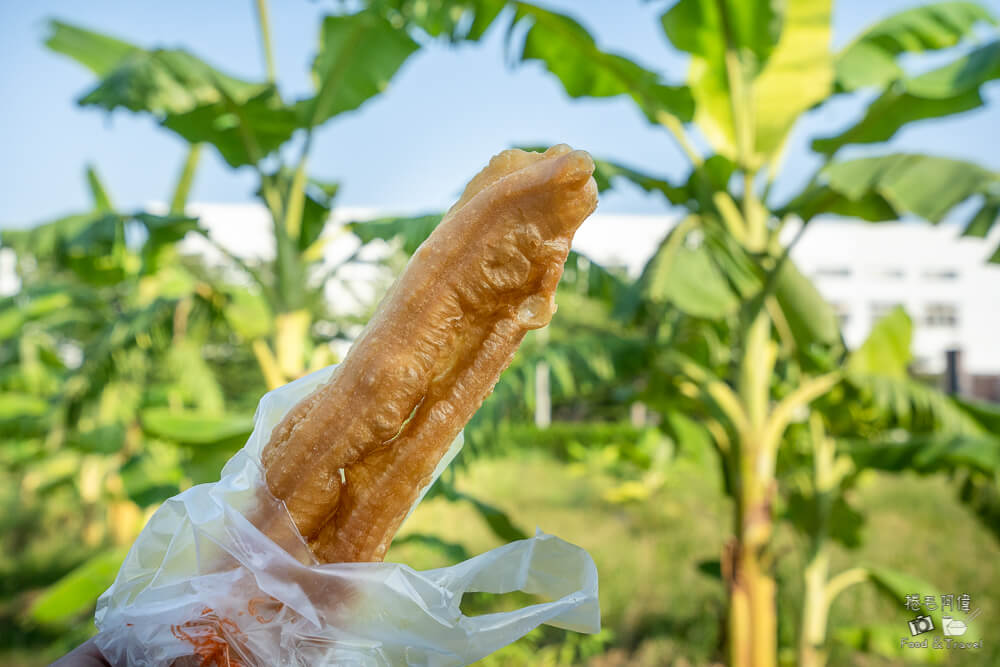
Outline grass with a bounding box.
[393,450,731,663]
[391,451,1000,666]
[822,471,1000,666]
[2,448,997,665]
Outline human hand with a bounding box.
[49,638,110,667]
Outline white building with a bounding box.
[790,221,1000,386]
[571,214,1000,399]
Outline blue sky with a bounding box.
[1,0,998,227]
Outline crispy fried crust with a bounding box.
[261,145,598,562]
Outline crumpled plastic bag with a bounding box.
[94,365,600,666]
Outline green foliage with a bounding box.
[44,20,136,76]
[957,467,1000,542]
[391,454,1000,666]
[47,9,422,168]
[772,258,843,353]
[590,156,688,205]
[46,20,264,114]
[816,40,1000,154]
[163,89,299,168]
[497,1,1000,663]
[391,533,470,562]
[85,164,114,212]
[369,0,506,42]
[909,38,1000,96]
[260,170,341,253]
[586,151,736,213]
[2,210,201,284]
[641,226,742,318]
[845,434,1000,475]
[815,90,982,156]
[846,307,911,377]
[478,421,659,462]
[511,3,694,124]
[299,12,419,127]
[78,48,265,115]
[427,476,529,543]
[865,566,939,605]
[835,623,947,663]
[7,1,1000,664]
[834,2,997,91]
[663,0,783,66]
[349,212,443,254]
[465,331,649,458]
[3,4,434,650]
[28,548,128,626]
[840,393,1000,543]
[47,19,301,168]
[558,251,633,308]
[139,409,253,446]
[664,0,833,164]
[793,154,1000,238]
[785,491,865,548]
[740,0,834,162]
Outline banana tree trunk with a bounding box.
[253,309,312,389]
[727,312,778,667]
[728,457,777,667]
[799,549,830,667]
[798,415,838,667]
[275,309,310,380]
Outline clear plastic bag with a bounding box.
[94,366,600,666]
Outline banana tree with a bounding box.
[1,2,425,648]
[374,1,1000,664]
[0,161,253,642]
[775,307,998,666]
[2,7,547,648]
[43,1,427,389]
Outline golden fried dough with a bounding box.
[261,145,597,562]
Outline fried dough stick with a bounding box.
[261,145,598,562]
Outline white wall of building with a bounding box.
[790,221,1000,375]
